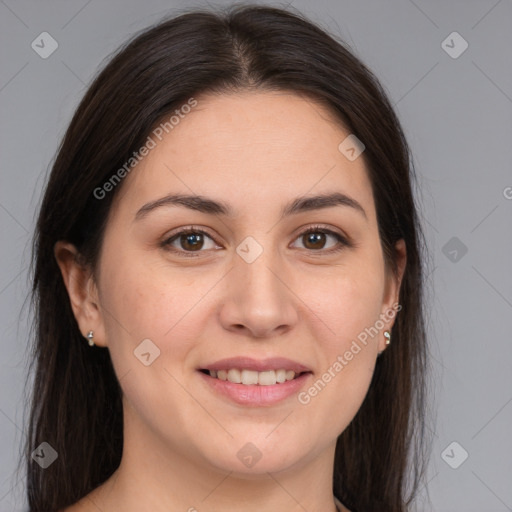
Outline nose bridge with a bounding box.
[240,244,280,293]
[236,235,286,303]
[219,234,298,336]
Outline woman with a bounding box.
[25,4,431,511]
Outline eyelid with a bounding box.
[292,224,352,253]
[160,225,221,257]
[160,223,352,257]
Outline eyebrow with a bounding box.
[134,192,367,222]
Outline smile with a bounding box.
[197,369,313,406]
[200,368,306,386]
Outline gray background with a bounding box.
[1,0,511,510]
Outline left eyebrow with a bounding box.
[282,192,367,221]
[134,192,367,222]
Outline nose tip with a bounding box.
[219,255,298,338]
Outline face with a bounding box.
[58,91,405,477]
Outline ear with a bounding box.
[54,241,107,347]
[378,238,406,354]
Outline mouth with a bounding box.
[196,357,313,406]
[198,368,311,385]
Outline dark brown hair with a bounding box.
[24,4,432,511]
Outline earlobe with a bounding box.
[378,239,407,354]
[54,241,106,347]
[377,330,392,357]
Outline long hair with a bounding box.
[24,4,432,511]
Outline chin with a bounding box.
[198,436,307,476]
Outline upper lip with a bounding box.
[200,356,311,373]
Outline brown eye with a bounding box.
[292,226,350,253]
[161,224,351,258]
[179,232,206,251]
[302,232,328,250]
[161,227,219,257]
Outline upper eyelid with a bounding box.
[162,224,348,249]
[163,226,219,244]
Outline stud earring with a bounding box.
[378,331,391,357]
[86,330,94,346]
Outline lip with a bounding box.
[199,356,311,373]
[198,370,313,407]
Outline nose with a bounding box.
[218,246,299,339]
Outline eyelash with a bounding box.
[160,224,352,258]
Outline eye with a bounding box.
[160,226,220,257]
[160,224,352,258]
[291,224,351,254]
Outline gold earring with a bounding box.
[384,330,391,345]
[86,330,94,346]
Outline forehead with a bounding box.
[111,91,375,223]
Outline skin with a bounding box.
[56,91,406,512]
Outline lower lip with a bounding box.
[197,371,312,407]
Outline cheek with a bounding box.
[293,254,385,423]
[299,256,386,349]
[98,256,223,379]
[97,260,211,432]
[100,255,204,337]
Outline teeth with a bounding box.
[258,370,276,386]
[208,368,299,385]
[276,369,286,383]
[227,369,241,383]
[240,369,259,385]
